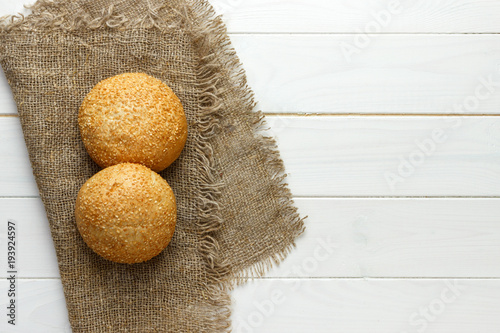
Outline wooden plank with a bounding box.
[2,1,500,33]
[266,198,500,278]
[0,1,28,17]
[269,116,500,196]
[230,34,500,114]
[0,198,59,279]
[0,0,21,115]
[0,118,38,196]
[1,278,499,332]
[0,68,17,115]
[2,116,500,197]
[210,0,500,33]
[232,278,500,333]
[2,198,500,279]
[2,34,500,115]
[0,279,70,332]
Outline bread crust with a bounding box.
[78,73,188,172]
[75,163,177,264]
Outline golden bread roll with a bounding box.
[75,163,176,264]
[78,72,187,172]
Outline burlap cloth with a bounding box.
[0,0,305,331]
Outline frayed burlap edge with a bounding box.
[0,1,180,32]
[185,1,306,287]
[1,0,306,330]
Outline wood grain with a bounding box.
[0,117,38,196]
[0,198,58,279]
[1,1,500,332]
[2,34,500,115]
[232,278,500,333]
[267,198,500,278]
[1,278,499,332]
[211,0,500,33]
[268,116,500,196]
[0,279,70,333]
[2,116,500,197]
[2,0,500,34]
[230,34,500,114]
[0,69,16,115]
[3,1,500,34]
[3,198,500,279]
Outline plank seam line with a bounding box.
[265,113,500,117]
[4,114,500,117]
[3,114,500,118]
[227,32,500,36]
[6,277,500,280]
[2,196,500,199]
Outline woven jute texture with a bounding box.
[0,0,305,331]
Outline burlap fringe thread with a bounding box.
[0,1,306,331]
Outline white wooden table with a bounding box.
[2,1,500,332]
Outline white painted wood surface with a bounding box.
[209,0,500,33]
[2,198,500,279]
[3,116,500,197]
[1,0,500,332]
[3,34,500,115]
[2,278,499,333]
[231,34,500,114]
[231,278,500,333]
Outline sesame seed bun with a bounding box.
[78,73,188,172]
[75,163,176,264]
